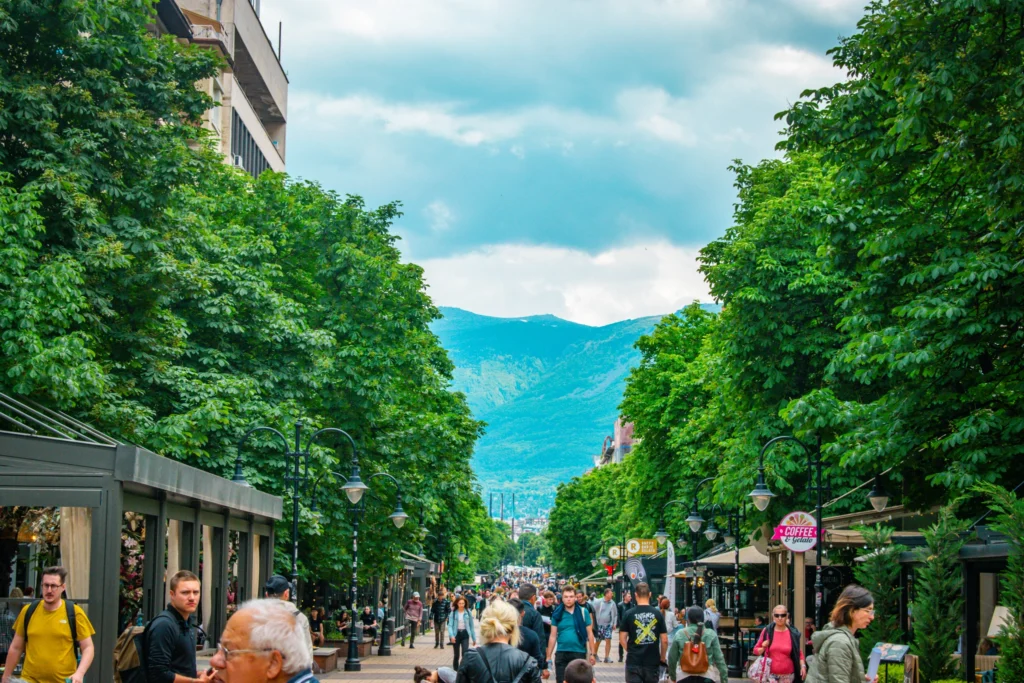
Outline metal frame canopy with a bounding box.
[0,393,283,683]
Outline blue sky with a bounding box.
[261,0,863,325]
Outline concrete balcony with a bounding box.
[190,21,233,58]
[175,0,287,157]
[230,0,288,129]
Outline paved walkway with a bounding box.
[315,624,752,682]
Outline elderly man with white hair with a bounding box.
[209,599,317,683]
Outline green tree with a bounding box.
[973,483,1024,681]
[0,0,486,590]
[852,524,905,662]
[779,0,1024,505]
[912,506,967,683]
[547,463,630,577]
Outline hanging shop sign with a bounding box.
[772,511,820,553]
[626,538,659,556]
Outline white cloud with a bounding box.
[419,241,712,326]
[425,200,455,232]
[291,43,838,158]
[264,0,731,52]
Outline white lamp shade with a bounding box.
[988,606,1011,638]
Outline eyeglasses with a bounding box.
[42,583,64,591]
[773,613,788,618]
[858,608,876,615]
[216,643,279,660]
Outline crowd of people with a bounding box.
[407,579,882,683]
[0,565,880,683]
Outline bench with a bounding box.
[312,648,339,673]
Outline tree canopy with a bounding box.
[0,0,495,585]
[549,0,1024,573]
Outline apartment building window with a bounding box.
[231,109,271,179]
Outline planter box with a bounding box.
[312,648,339,673]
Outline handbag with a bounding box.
[747,655,772,682]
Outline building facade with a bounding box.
[152,0,287,178]
[592,419,635,468]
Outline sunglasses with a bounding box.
[773,613,788,618]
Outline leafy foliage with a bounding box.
[973,483,1024,681]
[546,463,631,577]
[852,524,905,662]
[553,0,1024,582]
[912,506,966,683]
[0,0,496,586]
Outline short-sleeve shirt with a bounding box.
[554,606,591,654]
[310,616,323,633]
[620,605,666,668]
[14,601,95,683]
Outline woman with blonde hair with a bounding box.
[703,598,720,632]
[804,585,876,683]
[455,600,540,683]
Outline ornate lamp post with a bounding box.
[748,435,827,628]
[236,423,374,603]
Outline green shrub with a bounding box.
[876,663,903,683]
[912,505,968,683]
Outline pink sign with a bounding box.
[772,511,820,553]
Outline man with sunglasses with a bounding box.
[209,599,318,683]
[2,566,95,683]
[752,605,806,683]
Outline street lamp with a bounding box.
[656,499,690,545]
[867,474,890,512]
[310,468,405,668]
[749,435,826,628]
[237,422,366,605]
[704,520,720,542]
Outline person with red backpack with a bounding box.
[1,566,95,683]
[666,606,728,683]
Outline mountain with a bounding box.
[431,305,718,515]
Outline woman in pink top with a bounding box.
[753,605,807,683]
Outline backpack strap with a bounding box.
[479,648,498,683]
[65,599,80,658]
[22,598,40,643]
[510,657,532,683]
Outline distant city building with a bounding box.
[515,517,548,540]
[150,0,287,178]
[592,418,634,468]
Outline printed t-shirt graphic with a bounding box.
[620,604,666,668]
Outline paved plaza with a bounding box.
[309,625,752,683]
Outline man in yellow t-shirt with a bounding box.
[1,566,95,683]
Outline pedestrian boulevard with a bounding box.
[315,624,753,683]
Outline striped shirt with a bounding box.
[287,668,319,683]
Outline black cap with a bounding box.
[265,575,291,597]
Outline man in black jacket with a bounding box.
[431,589,451,649]
[509,599,547,679]
[145,570,212,683]
[517,584,546,653]
[615,590,632,662]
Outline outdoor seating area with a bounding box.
[0,394,283,683]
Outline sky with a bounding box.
[260,0,864,326]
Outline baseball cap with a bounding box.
[265,575,291,596]
[413,591,420,598]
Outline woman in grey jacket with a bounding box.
[806,585,877,683]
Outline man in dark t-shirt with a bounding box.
[618,582,666,683]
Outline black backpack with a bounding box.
[23,599,79,658]
[113,612,173,683]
